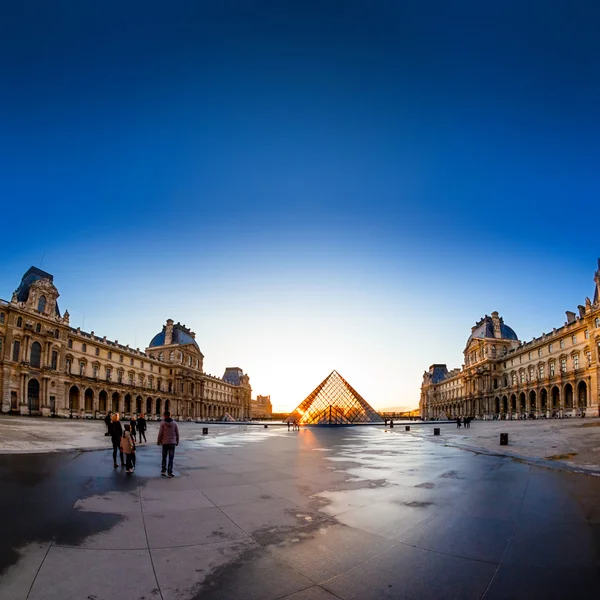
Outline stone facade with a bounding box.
[0,267,252,421]
[420,260,600,420]
[251,394,272,419]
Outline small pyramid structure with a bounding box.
[285,370,383,425]
[220,412,236,422]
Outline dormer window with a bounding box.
[37,295,46,313]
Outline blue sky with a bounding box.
[1,2,599,411]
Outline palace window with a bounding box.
[106,368,112,381]
[538,348,543,357]
[573,354,579,370]
[37,295,46,313]
[528,352,532,361]
[35,323,41,333]
[596,317,600,328]
[129,374,134,385]
[93,366,98,378]
[117,371,123,384]
[549,343,553,353]
[528,366,534,380]
[158,352,163,361]
[560,358,567,373]
[140,361,144,369]
[54,329,59,339]
[51,351,58,370]
[68,339,73,349]
[150,363,153,372]
[510,359,514,367]
[130,358,134,366]
[119,354,123,363]
[0,312,4,324]
[79,362,85,376]
[66,359,72,373]
[585,330,589,339]
[108,351,112,359]
[503,375,508,387]
[539,364,545,378]
[169,351,174,361]
[17,317,22,327]
[168,381,172,393]
[549,361,555,376]
[82,343,87,353]
[12,340,20,361]
[559,339,564,349]
[586,351,592,366]
[520,371,525,384]
[572,335,577,345]
[95,347,99,356]
[30,342,41,368]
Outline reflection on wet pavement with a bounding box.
[0,424,599,599]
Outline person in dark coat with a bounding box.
[137,413,147,443]
[104,411,112,435]
[108,413,124,468]
[130,416,137,440]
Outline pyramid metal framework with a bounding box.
[285,370,383,425]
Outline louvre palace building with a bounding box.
[421,260,600,420]
[0,267,252,420]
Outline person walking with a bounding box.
[108,413,124,468]
[121,424,136,473]
[157,410,179,477]
[130,416,137,441]
[456,416,462,428]
[137,413,147,443]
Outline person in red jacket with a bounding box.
[157,410,179,477]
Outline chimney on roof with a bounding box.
[491,311,502,338]
[565,311,576,324]
[165,319,174,346]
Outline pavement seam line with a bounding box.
[138,484,165,600]
[478,475,530,599]
[25,540,53,600]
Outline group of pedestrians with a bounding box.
[456,416,472,428]
[105,410,179,477]
[287,420,300,431]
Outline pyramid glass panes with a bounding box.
[285,370,383,425]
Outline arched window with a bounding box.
[37,295,47,313]
[30,342,42,368]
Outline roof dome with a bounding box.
[149,323,200,351]
[466,313,518,347]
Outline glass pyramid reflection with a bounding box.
[285,370,383,425]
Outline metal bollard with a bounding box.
[389,421,394,428]
[500,433,508,445]
[405,425,410,431]
[264,424,268,428]
[202,427,208,435]
[434,428,440,436]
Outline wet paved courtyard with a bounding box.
[0,423,599,599]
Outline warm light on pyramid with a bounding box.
[285,370,383,425]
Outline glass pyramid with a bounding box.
[285,370,383,425]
